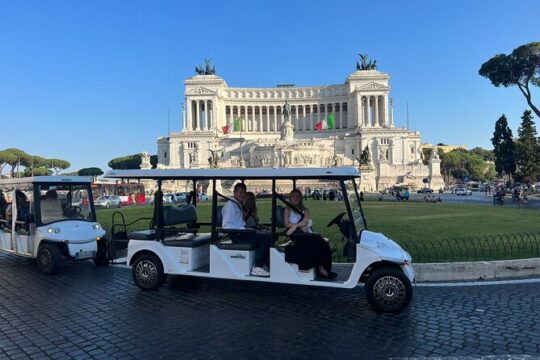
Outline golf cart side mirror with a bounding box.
[25,213,35,224]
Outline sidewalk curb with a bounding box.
[413,257,540,282]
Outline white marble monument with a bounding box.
[156,56,444,191]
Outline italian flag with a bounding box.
[315,113,335,130]
[222,118,242,134]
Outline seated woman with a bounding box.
[243,192,260,229]
[283,189,336,279]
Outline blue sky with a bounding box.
[1,0,539,172]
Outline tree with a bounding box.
[108,154,158,169]
[25,167,52,176]
[491,115,516,181]
[108,154,142,169]
[2,148,32,176]
[150,155,158,168]
[479,42,540,118]
[45,159,71,174]
[470,147,495,162]
[515,110,540,183]
[78,167,104,182]
[0,150,17,175]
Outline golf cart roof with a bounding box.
[0,176,92,185]
[104,167,360,180]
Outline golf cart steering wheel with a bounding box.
[327,212,346,228]
[63,205,81,218]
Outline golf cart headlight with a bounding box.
[92,224,102,230]
[47,227,60,234]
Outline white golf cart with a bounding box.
[0,176,107,274]
[104,167,415,312]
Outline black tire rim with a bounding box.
[135,260,158,288]
[373,275,406,307]
[39,248,52,268]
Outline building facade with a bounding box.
[157,63,444,191]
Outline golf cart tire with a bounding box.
[105,203,110,209]
[365,267,412,313]
[37,243,62,275]
[93,237,109,267]
[132,252,165,291]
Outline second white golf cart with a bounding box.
[104,167,415,312]
[0,176,107,274]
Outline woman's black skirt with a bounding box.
[285,232,332,272]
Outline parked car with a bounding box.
[416,188,433,194]
[455,187,472,196]
[175,192,189,202]
[163,193,179,204]
[198,192,209,201]
[95,195,122,209]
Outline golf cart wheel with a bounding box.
[105,203,110,209]
[37,244,62,274]
[132,253,165,290]
[93,239,109,267]
[365,267,412,312]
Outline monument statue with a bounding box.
[280,100,294,141]
[356,53,377,71]
[430,147,440,161]
[207,149,223,168]
[195,58,216,75]
[356,145,372,167]
[140,150,152,169]
[282,100,291,120]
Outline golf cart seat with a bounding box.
[129,229,156,240]
[163,204,197,227]
[274,205,285,228]
[215,205,259,251]
[216,240,258,251]
[163,234,212,248]
[216,205,223,227]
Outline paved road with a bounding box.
[0,255,539,359]
[367,192,540,210]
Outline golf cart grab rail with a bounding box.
[103,167,360,180]
[0,176,93,185]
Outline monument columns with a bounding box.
[204,100,209,129]
[339,103,343,129]
[185,99,191,131]
[197,101,202,130]
[294,105,299,130]
[383,96,389,127]
[356,93,362,128]
[390,98,394,128]
[273,106,278,131]
[374,96,379,127]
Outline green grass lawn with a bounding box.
[97,200,540,262]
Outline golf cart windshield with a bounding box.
[346,179,366,233]
[37,183,96,225]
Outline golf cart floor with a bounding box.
[190,263,354,282]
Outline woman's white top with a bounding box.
[288,208,313,233]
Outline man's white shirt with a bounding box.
[221,198,245,229]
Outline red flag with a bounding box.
[222,124,230,134]
[314,120,323,130]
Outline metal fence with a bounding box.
[397,232,540,263]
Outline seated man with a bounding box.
[221,183,270,277]
[41,190,65,224]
